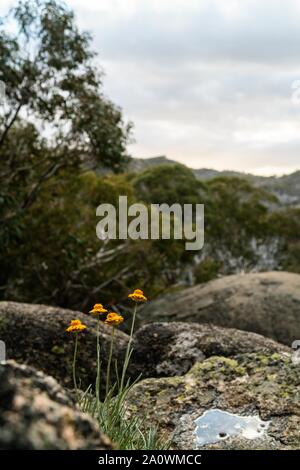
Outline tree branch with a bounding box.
[0,101,23,149]
[21,161,64,210]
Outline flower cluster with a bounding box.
[128,289,147,302]
[105,312,124,326]
[89,303,108,315]
[66,289,147,334]
[66,319,87,333]
[89,303,124,326]
[87,288,147,326]
[65,288,148,400]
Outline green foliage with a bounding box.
[1,0,131,171]
[267,208,300,273]
[0,1,299,312]
[1,161,200,308]
[0,0,131,303]
[204,177,274,244]
[194,258,222,284]
[0,0,130,238]
[1,170,133,306]
[197,177,277,271]
[75,301,170,450]
[133,163,203,205]
[2,161,300,308]
[80,384,170,450]
[282,241,300,273]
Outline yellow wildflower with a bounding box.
[89,303,108,315]
[66,319,87,333]
[128,288,147,302]
[104,312,124,326]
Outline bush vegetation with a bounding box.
[1,1,299,315]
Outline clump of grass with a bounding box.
[79,381,170,450]
[66,289,170,450]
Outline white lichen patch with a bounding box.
[194,409,270,446]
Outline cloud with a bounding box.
[78,0,300,65]
[2,0,300,174]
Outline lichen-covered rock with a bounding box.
[125,351,300,449]
[0,360,114,449]
[0,301,128,392]
[130,322,289,378]
[139,271,300,345]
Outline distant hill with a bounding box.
[128,156,300,207]
[260,171,300,206]
[128,155,182,172]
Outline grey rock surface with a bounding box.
[138,271,300,345]
[0,301,128,392]
[126,351,300,449]
[130,321,289,378]
[0,360,114,449]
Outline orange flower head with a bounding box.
[104,312,124,326]
[128,289,147,302]
[89,303,108,315]
[66,319,87,333]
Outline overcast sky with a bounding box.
[2,0,300,175]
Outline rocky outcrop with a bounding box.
[0,299,292,389]
[130,322,289,378]
[138,272,300,345]
[0,301,128,392]
[125,351,300,450]
[0,360,114,449]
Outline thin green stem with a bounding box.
[106,326,115,396]
[129,303,138,344]
[120,302,138,391]
[72,333,79,401]
[96,316,101,405]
